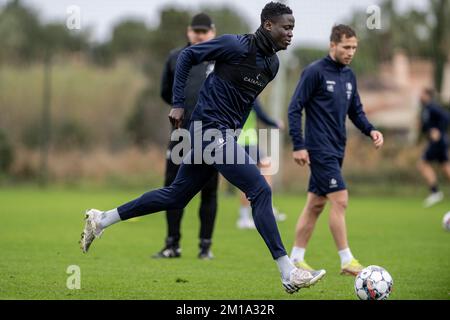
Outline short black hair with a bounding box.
[260,2,293,25]
[330,24,356,43]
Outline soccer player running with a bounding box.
[155,13,218,260]
[288,25,384,276]
[417,87,450,208]
[80,2,326,294]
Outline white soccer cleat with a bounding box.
[423,191,443,208]
[282,268,326,294]
[80,209,104,253]
[236,218,256,230]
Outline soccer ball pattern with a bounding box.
[443,212,450,231]
[354,265,393,300]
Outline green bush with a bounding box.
[21,119,91,150]
[53,119,91,150]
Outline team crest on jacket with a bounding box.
[346,82,353,100]
[326,80,335,93]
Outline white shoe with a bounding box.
[424,191,443,208]
[273,207,287,222]
[282,268,326,294]
[236,218,256,229]
[80,209,104,253]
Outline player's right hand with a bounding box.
[293,149,310,167]
[430,128,441,142]
[168,107,185,129]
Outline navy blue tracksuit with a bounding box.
[288,55,375,196]
[421,102,450,163]
[117,34,287,259]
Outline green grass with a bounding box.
[0,186,449,300]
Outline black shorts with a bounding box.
[423,142,449,163]
[308,152,346,197]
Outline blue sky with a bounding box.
[2,0,429,47]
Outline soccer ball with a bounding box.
[443,212,450,231]
[354,265,393,300]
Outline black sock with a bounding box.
[431,185,439,193]
[199,238,212,250]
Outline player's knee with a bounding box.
[201,188,218,202]
[260,181,272,197]
[201,194,217,207]
[331,199,348,212]
[417,160,425,170]
[166,197,184,210]
[309,201,326,214]
[164,189,190,210]
[251,179,272,201]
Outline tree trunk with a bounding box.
[432,0,448,98]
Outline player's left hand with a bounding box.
[168,107,185,129]
[277,120,285,130]
[370,130,384,149]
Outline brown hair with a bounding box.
[330,24,356,43]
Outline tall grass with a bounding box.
[0,58,147,146]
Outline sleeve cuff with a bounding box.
[293,144,306,152]
[365,126,376,136]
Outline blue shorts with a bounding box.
[308,152,346,197]
[423,142,449,163]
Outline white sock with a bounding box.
[98,208,121,229]
[338,248,354,266]
[276,255,295,281]
[239,206,251,220]
[290,247,306,264]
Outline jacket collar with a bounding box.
[254,26,278,57]
[324,54,347,71]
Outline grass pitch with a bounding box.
[0,186,449,300]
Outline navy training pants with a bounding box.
[118,122,287,259]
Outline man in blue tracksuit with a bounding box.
[417,87,450,207]
[288,25,384,276]
[80,2,326,294]
[156,13,218,260]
